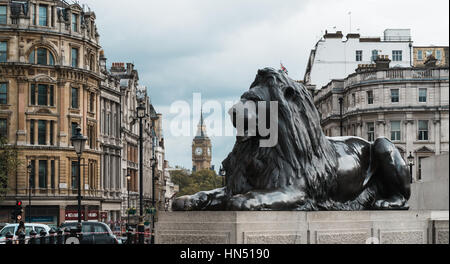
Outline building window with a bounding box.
[31,4,36,25]
[71,161,78,189]
[418,50,423,61]
[38,120,46,145]
[352,93,356,106]
[71,48,78,68]
[30,84,54,106]
[0,5,6,24]
[390,121,401,141]
[367,91,374,105]
[38,84,48,106]
[30,120,35,144]
[418,120,429,141]
[71,122,78,142]
[356,50,363,61]
[71,87,79,109]
[50,121,54,146]
[0,118,7,139]
[51,160,55,189]
[29,48,55,65]
[371,50,378,61]
[419,88,427,103]
[392,50,403,61]
[29,160,36,188]
[367,122,375,142]
[436,50,442,61]
[88,124,95,149]
[418,157,426,181]
[0,41,7,62]
[391,89,399,103]
[38,5,48,26]
[72,13,78,32]
[38,160,47,188]
[0,83,7,104]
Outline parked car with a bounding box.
[60,222,118,244]
[0,223,51,244]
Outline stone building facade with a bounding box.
[98,51,122,223]
[0,0,102,225]
[413,46,449,68]
[314,59,449,182]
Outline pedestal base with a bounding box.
[155,211,449,244]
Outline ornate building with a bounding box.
[99,51,122,223]
[413,46,449,68]
[314,57,449,182]
[0,0,102,224]
[192,111,212,172]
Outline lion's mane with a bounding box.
[222,68,339,202]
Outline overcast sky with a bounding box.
[81,0,449,171]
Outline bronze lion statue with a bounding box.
[172,68,411,211]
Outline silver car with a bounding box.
[0,223,51,244]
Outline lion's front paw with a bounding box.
[172,195,194,211]
[227,195,260,211]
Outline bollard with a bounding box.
[5,232,13,245]
[18,231,26,245]
[48,228,56,244]
[138,223,145,244]
[126,228,133,244]
[39,229,47,245]
[64,227,71,244]
[56,228,64,244]
[29,230,37,245]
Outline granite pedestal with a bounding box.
[155,211,449,244]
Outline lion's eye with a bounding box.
[285,87,295,99]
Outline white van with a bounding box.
[0,223,51,244]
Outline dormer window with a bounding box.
[29,47,55,65]
[72,13,78,32]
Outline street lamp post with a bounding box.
[150,127,157,245]
[71,126,87,223]
[27,163,32,223]
[126,173,131,228]
[136,103,146,244]
[407,152,415,184]
[219,166,226,187]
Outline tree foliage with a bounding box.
[171,168,224,197]
[0,137,20,200]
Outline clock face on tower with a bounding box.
[195,147,203,156]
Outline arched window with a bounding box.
[29,47,55,65]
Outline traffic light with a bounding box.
[15,200,23,222]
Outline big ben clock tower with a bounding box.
[192,110,212,172]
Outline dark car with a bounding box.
[60,222,118,244]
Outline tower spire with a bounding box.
[196,107,207,138]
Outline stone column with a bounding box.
[34,160,39,191]
[58,81,67,146]
[16,79,28,145]
[59,205,66,226]
[34,119,38,145]
[55,159,59,194]
[46,120,50,145]
[47,159,51,190]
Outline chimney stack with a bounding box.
[375,55,391,70]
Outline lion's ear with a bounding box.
[284,87,296,100]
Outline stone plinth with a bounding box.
[155,211,449,244]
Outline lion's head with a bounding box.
[223,68,338,200]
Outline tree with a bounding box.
[171,168,223,197]
[0,137,20,200]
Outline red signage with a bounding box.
[65,210,99,221]
[100,212,107,219]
